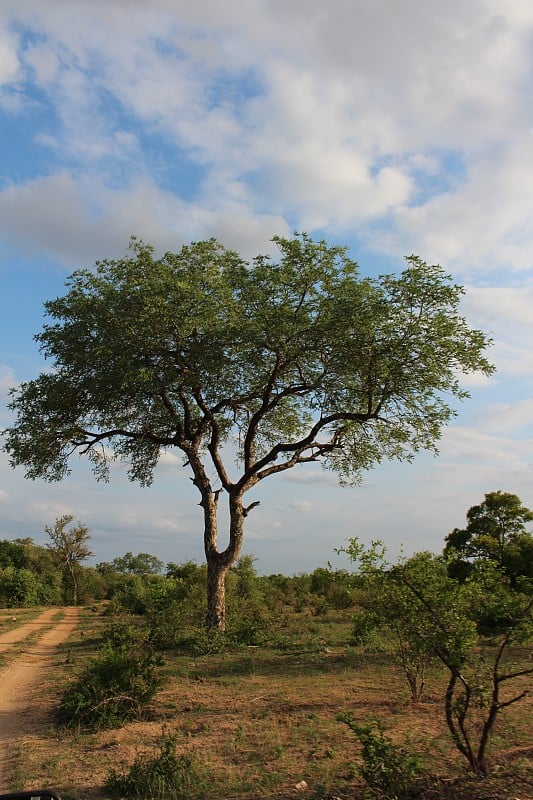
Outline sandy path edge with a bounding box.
[0,607,80,791]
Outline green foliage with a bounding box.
[3,237,493,486]
[309,566,356,610]
[105,728,208,800]
[45,515,93,605]
[0,537,64,605]
[105,563,209,650]
[341,542,451,699]
[0,539,30,569]
[342,537,533,774]
[75,565,108,604]
[225,555,274,645]
[0,566,41,607]
[445,491,533,586]
[351,608,383,646]
[111,551,164,575]
[2,234,493,630]
[57,623,163,730]
[338,714,424,799]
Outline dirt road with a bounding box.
[0,607,79,791]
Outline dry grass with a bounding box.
[8,606,533,800]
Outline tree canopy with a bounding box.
[2,233,494,627]
[110,551,164,576]
[444,491,533,586]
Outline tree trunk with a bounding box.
[206,556,229,630]
[70,564,78,606]
[204,491,246,631]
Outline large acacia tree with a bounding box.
[2,234,493,628]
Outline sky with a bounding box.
[0,0,532,575]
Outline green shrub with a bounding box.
[104,728,208,799]
[338,714,424,799]
[0,566,42,607]
[57,623,163,730]
[351,608,383,646]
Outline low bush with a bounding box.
[338,714,424,799]
[57,623,163,730]
[104,728,209,800]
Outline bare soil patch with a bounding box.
[0,607,79,791]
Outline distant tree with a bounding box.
[2,234,493,629]
[75,566,108,604]
[0,566,41,607]
[111,552,164,576]
[0,538,64,605]
[165,560,203,582]
[45,515,93,605]
[444,491,533,586]
[0,539,29,570]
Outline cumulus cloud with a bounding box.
[0,0,531,270]
[0,172,288,265]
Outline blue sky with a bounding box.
[0,0,532,574]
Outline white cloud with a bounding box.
[440,424,533,472]
[0,27,19,85]
[461,287,533,378]
[463,286,533,327]
[285,469,338,486]
[288,500,314,512]
[386,138,533,273]
[0,172,289,265]
[0,0,532,268]
[478,398,533,436]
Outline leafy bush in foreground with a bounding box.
[105,729,208,800]
[339,714,425,799]
[58,623,163,730]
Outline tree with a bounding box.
[45,514,93,605]
[111,551,164,576]
[343,540,533,775]
[0,539,30,570]
[2,234,493,629]
[444,491,533,586]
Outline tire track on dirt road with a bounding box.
[0,607,80,791]
[0,608,62,653]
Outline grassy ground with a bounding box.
[10,605,533,799]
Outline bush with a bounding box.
[0,566,42,607]
[57,623,163,730]
[351,608,383,646]
[339,714,424,799]
[105,728,208,799]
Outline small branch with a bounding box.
[497,690,529,710]
[243,501,260,517]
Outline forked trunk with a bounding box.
[203,491,247,631]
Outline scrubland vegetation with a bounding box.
[1,494,531,800]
